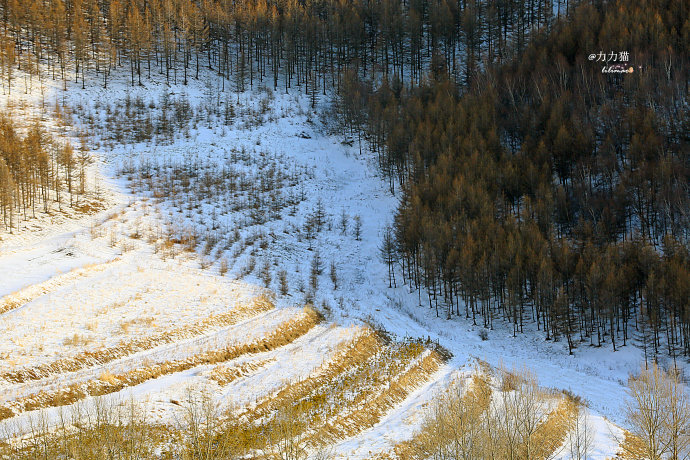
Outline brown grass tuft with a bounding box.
[615,430,648,460]
[63,333,93,347]
[72,198,106,215]
[98,371,120,385]
[208,357,276,387]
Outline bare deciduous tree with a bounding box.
[625,363,690,460]
[567,402,594,460]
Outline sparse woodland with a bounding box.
[0,0,685,357]
[0,0,685,355]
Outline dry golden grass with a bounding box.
[254,340,437,448]
[72,198,107,215]
[63,333,93,347]
[0,406,13,421]
[384,364,581,460]
[0,326,493,460]
[522,396,578,460]
[501,368,527,392]
[118,316,155,334]
[0,298,20,316]
[1,294,274,383]
[239,328,384,424]
[208,357,276,386]
[390,371,493,460]
[211,334,444,457]
[615,430,647,460]
[0,306,320,421]
[0,399,172,459]
[159,232,197,253]
[98,370,120,385]
[307,349,444,448]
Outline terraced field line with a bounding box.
[0,306,321,421]
[0,256,122,315]
[229,336,438,456]
[239,329,384,424]
[387,372,493,460]
[307,350,444,448]
[1,295,274,383]
[208,357,277,387]
[522,397,578,460]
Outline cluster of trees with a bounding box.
[0,0,571,94]
[625,363,690,459]
[0,111,90,232]
[417,363,690,460]
[347,0,690,356]
[415,369,564,460]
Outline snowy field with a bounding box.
[0,66,656,457]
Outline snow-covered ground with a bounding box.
[0,66,654,457]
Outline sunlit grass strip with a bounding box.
[239,328,384,424]
[1,294,274,383]
[521,397,578,460]
[389,372,492,460]
[303,341,430,442]
[616,430,648,460]
[222,336,442,456]
[0,306,321,421]
[0,257,122,315]
[212,330,385,454]
[208,357,276,386]
[307,349,444,448]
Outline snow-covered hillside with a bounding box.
[0,67,652,458]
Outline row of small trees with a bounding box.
[417,369,561,459]
[0,0,572,94]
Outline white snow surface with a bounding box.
[0,66,657,458]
